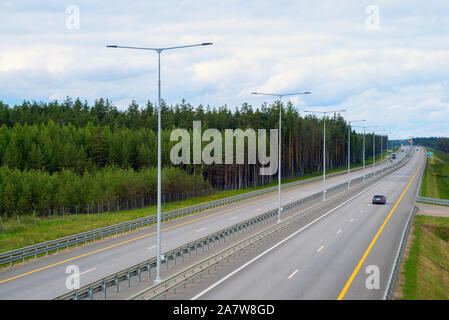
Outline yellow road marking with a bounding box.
[337,156,423,300]
[0,180,304,285]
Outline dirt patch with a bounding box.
[416,203,449,218]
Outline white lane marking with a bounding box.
[360,210,364,213]
[196,228,207,232]
[349,218,354,222]
[148,245,157,250]
[255,208,262,211]
[317,245,325,252]
[78,268,96,277]
[229,216,238,221]
[288,269,299,279]
[190,175,390,300]
[337,229,342,234]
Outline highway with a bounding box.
[0,153,406,299]
[184,147,423,300]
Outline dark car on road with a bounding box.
[372,195,386,204]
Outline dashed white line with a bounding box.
[349,218,354,222]
[288,269,299,279]
[337,229,342,234]
[317,245,325,252]
[360,210,364,213]
[148,245,157,250]
[229,216,238,221]
[190,175,390,300]
[196,228,207,232]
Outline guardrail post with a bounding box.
[103,280,107,299]
[115,275,119,293]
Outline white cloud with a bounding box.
[0,0,448,137]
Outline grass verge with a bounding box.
[399,215,449,299]
[421,148,449,199]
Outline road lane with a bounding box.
[187,147,422,300]
[0,151,406,299]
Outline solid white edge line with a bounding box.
[190,175,389,300]
[317,245,325,252]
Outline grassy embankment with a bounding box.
[399,215,449,299]
[397,147,449,299]
[421,148,449,199]
[0,150,394,253]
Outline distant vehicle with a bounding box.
[392,153,397,159]
[400,148,404,152]
[372,195,386,205]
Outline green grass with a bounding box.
[0,152,393,253]
[400,215,449,299]
[421,148,449,199]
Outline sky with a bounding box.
[0,0,448,138]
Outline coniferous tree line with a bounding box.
[0,98,387,216]
[414,137,449,153]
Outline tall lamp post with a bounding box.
[107,42,213,283]
[304,109,346,201]
[251,91,311,222]
[372,129,387,168]
[347,120,365,189]
[353,125,377,183]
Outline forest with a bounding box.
[414,137,449,153]
[0,97,387,216]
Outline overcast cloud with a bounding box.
[0,0,448,138]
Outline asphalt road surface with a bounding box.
[0,151,408,299]
[185,147,423,300]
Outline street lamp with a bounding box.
[304,109,346,201]
[251,91,311,222]
[353,125,377,183]
[372,129,386,168]
[107,42,213,284]
[381,131,392,169]
[407,136,413,156]
[347,120,366,189]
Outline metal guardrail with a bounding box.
[415,147,449,206]
[383,206,418,300]
[56,152,409,300]
[0,158,389,267]
[55,191,320,300]
[131,157,410,300]
[383,146,422,299]
[416,196,449,206]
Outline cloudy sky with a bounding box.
[1,0,448,138]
